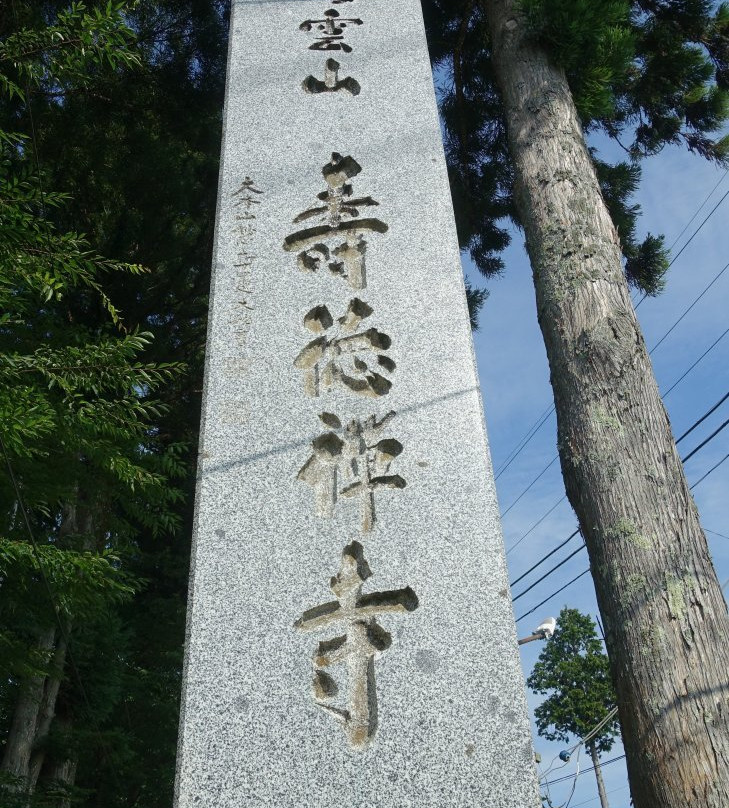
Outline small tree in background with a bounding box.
[527,608,620,808]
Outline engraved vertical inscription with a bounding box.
[294,298,395,398]
[283,153,388,291]
[303,58,361,96]
[231,176,262,352]
[298,411,406,532]
[294,541,418,749]
[299,9,363,53]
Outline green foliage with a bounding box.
[527,608,620,754]
[0,1,140,100]
[520,0,729,161]
[592,154,669,295]
[0,145,145,327]
[465,281,489,329]
[0,3,207,804]
[0,540,135,621]
[520,0,635,121]
[426,4,514,282]
[422,0,729,313]
[0,0,229,804]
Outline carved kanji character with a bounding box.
[300,9,363,53]
[298,411,405,532]
[294,541,418,748]
[284,154,387,290]
[232,176,263,220]
[294,299,394,398]
[303,58,361,96]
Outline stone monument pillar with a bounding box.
[174,1,540,805]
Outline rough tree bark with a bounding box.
[28,633,68,791]
[0,626,56,787]
[39,710,77,808]
[481,1,729,806]
[588,740,610,808]
[1,501,87,798]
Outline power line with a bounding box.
[667,188,729,269]
[495,405,555,480]
[499,177,729,485]
[681,416,729,464]
[500,454,559,518]
[676,391,729,443]
[579,707,619,749]
[516,569,590,623]
[705,527,729,541]
[510,391,729,592]
[501,344,724,526]
[539,709,621,808]
[546,754,625,785]
[690,451,729,490]
[505,285,729,530]
[663,324,729,397]
[515,451,729,621]
[504,262,729,538]
[501,253,729,537]
[650,260,729,354]
[510,528,580,585]
[505,189,729,622]
[570,785,629,808]
[512,543,586,602]
[667,170,728,252]
[506,495,565,556]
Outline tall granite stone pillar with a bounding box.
[174,1,540,805]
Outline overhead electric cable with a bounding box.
[511,543,586,601]
[570,785,630,808]
[505,309,729,529]
[539,713,621,808]
[538,706,625,808]
[666,188,729,269]
[496,184,729,489]
[506,495,565,556]
[663,324,729,397]
[516,569,590,622]
[681,416,729,464]
[579,707,619,747]
[690,451,729,490]
[544,754,626,787]
[500,454,559,518]
[509,392,729,592]
[509,529,580,584]
[649,260,729,353]
[705,527,729,541]
[676,391,729,443]
[495,405,555,480]
[515,449,727,620]
[635,188,729,310]
[667,170,728,252]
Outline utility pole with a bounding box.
[587,740,610,808]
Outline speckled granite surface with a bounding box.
[174,1,539,805]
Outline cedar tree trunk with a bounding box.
[482,2,729,806]
[28,633,68,791]
[0,626,56,788]
[1,501,86,796]
[39,711,77,808]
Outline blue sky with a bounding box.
[466,135,729,807]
